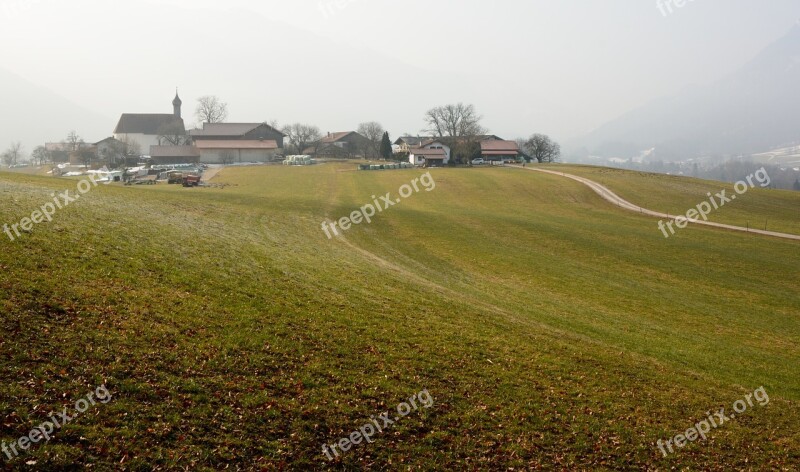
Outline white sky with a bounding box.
[0,0,798,142]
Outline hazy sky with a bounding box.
[1,0,798,143]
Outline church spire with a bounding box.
[173,88,182,118]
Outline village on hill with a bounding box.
[10,92,558,185]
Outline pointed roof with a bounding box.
[189,122,286,138]
[114,114,185,135]
[320,131,356,143]
[172,90,182,107]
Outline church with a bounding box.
[113,92,186,155]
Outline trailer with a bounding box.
[182,175,201,187]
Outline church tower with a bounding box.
[173,90,182,119]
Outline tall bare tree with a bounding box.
[195,96,229,124]
[65,131,82,151]
[424,103,485,138]
[357,122,384,158]
[424,103,487,165]
[522,134,561,163]
[281,123,322,154]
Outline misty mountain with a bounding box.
[573,24,800,161]
[0,67,110,154]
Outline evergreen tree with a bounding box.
[380,131,393,160]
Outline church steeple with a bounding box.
[172,89,182,118]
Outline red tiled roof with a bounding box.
[419,139,448,147]
[194,140,278,150]
[191,123,260,137]
[320,132,353,143]
[480,140,519,152]
[411,148,447,157]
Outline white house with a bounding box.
[409,140,451,167]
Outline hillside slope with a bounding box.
[0,165,798,469]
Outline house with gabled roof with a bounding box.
[113,92,186,156]
[189,122,286,148]
[394,136,434,154]
[304,131,372,158]
[480,140,521,162]
[195,140,280,164]
[409,139,451,167]
[150,145,200,165]
[189,122,286,164]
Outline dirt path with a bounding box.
[202,166,224,182]
[518,166,800,241]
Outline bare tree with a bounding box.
[424,103,485,138]
[281,123,322,155]
[65,131,82,152]
[195,96,229,124]
[118,135,142,159]
[424,103,487,165]
[219,150,235,166]
[357,122,384,158]
[158,122,190,145]
[77,147,96,168]
[2,142,24,166]
[522,134,561,163]
[31,146,51,166]
[100,140,128,167]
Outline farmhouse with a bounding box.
[189,122,285,148]
[480,140,521,162]
[194,139,280,164]
[409,139,451,167]
[189,122,286,164]
[113,93,186,155]
[150,145,200,165]
[305,131,371,158]
[394,136,434,154]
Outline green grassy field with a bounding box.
[546,164,800,235]
[0,163,798,470]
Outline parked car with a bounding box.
[471,158,485,165]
